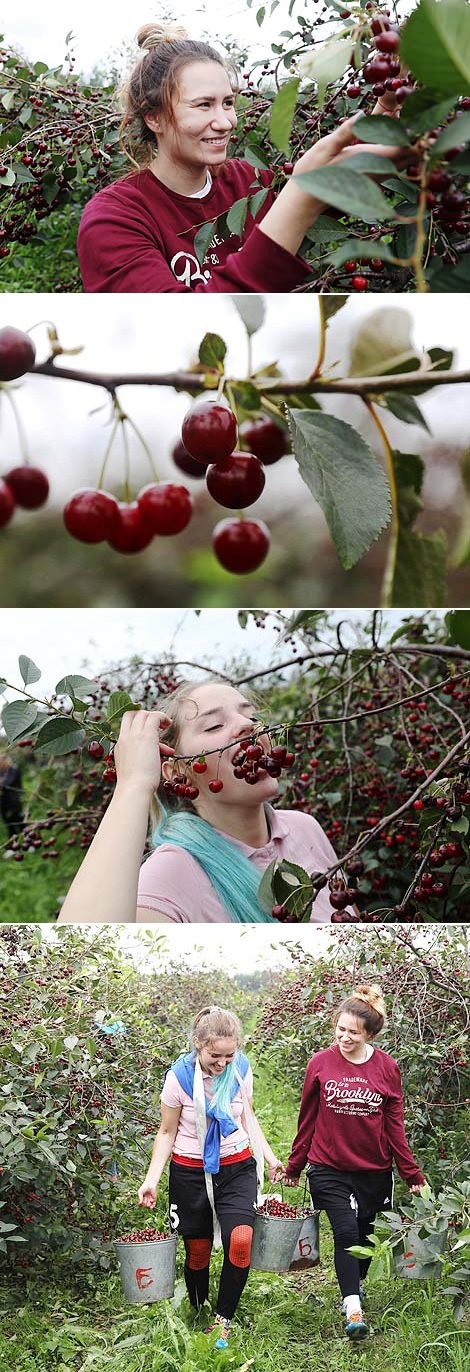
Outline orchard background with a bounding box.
[0,923,468,1372]
[0,606,469,922]
[1,1,470,292]
[1,295,470,609]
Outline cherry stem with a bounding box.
[123,411,160,484]
[362,397,398,606]
[3,386,31,464]
[96,411,120,491]
[310,299,327,381]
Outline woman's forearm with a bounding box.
[258,178,324,257]
[57,780,152,923]
[145,1128,178,1185]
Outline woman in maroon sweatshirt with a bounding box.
[284,985,426,1342]
[77,23,404,294]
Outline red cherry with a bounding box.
[240,417,290,465]
[103,766,117,782]
[193,760,208,774]
[351,275,368,291]
[375,31,400,52]
[347,84,361,97]
[0,479,15,527]
[4,465,49,509]
[212,518,270,574]
[87,741,104,759]
[64,488,120,543]
[171,438,209,478]
[0,326,36,380]
[206,452,265,509]
[137,482,193,535]
[181,401,238,464]
[208,779,224,793]
[107,502,153,554]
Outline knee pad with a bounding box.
[228,1224,253,1268]
[184,1237,212,1270]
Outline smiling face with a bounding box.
[196,1035,238,1075]
[171,681,279,809]
[335,1012,371,1059]
[146,60,237,172]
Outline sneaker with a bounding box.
[205,1315,231,1349]
[345,1310,368,1341]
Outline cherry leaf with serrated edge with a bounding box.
[287,408,391,569]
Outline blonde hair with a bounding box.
[192,1005,243,1048]
[119,23,234,168]
[333,983,386,1037]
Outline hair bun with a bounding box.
[137,22,189,51]
[353,983,386,1018]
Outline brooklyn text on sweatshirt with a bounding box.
[77,160,312,293]
[137,807,356,924]
[286,1045,425,1186]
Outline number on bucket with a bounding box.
[299,1237,313,1258]
[136,1267,154,1290]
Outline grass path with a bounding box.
[0,1050,467,1371]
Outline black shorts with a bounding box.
[168,1156,257,1238]
[307,1164,394,1219]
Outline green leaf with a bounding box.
[226,196,249,238]
[353,115,411,147]
[34,717,86,757]
[194,220,217,267]
[299,37,353,107]
[327,239,397,269]
[303,215,354,247]
[382,393,430,432]
[248,187,269,219]
[409,347,454,393]
[287,408,391,568]
[1,699,38,743]
[257,858,277,913]
[55,674,95,699]
[272,860,314,921]
[230,380,261,415]
[106,690,138,725]
[319,295,348,324]
[269,78,300,154]
[337,153,405,175]
[0,166,15,187]
[349,307,416,377]
[294,165,395,223]
[256,6,266,25]
[400,0,470,97]
[445,610,470,649]
[233,297,266,337]
[432,111,470,155]
[18,655,41,686]
[426,254,470,291]
[383,453,447,607]
[401,89,457,137]
[198,333,227,370]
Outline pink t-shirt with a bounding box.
[137,807,352,924]
[161,1064,253,1159]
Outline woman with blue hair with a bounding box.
[138,1004,283,1348]
[58,678,355,924]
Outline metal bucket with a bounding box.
[289,1208,320,1271]
[251,1209,304,1273]
[115,1233,177,1304]
[394,1225,448,1280]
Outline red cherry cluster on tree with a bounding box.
[0,327,50,525]
[63,482,193,554]
[181,400,290,574]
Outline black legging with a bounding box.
[169,1156,257,1320]
[308,1164,393,1299]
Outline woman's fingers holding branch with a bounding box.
[114,709,175,795]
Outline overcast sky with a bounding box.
[0,607,444,699]
[5,3,416,75]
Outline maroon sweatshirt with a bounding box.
[286,1045,425,1186]
[77,159,313,294]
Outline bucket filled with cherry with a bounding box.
[251,1193,307,1272]
[115,1227,177,1305]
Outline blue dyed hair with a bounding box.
[151,807,274,924]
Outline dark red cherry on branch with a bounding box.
[208,779,224,793]
[4,465,49,509]
[107,502,153,554]
[374,30,400,52]
[0,326,36,381]
[206,453,265,509]
[212,518,270,574]
[0,478,15,527]
[171,438,209,478]
[87,741,105,760]
[240,417,290,465]
[138,482,193,535]
[182,401,238,464]
[63,488,120,544]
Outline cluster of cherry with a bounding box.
[118,1229,169,1244]
[160,736,296,801]
[256,1197,299,1219]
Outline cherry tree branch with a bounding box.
[30,360,470,396]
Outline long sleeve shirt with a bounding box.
[286,1045,425,1186]
[77,160,312,294]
